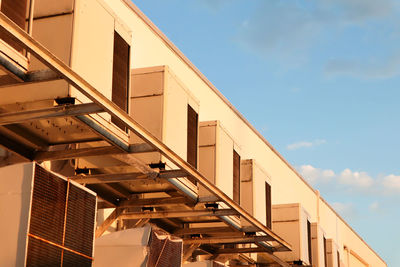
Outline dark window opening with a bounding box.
[337,251,340,267]
[265,182,272,229]
[0,0,28,53]
[324,237,328,267]
[307,220,312,265]
[187,105,198,185]
[233,150,240,204]
[111,31,130,132]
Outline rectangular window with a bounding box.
[0,0,28,52]
[337,251,340,267]
[111,31,130,131]
[233,150,240,204]
[307,220,312,265]
[265,182,272,228]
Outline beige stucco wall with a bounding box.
[100,1,386,266]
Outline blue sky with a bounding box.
[133,0,399,265]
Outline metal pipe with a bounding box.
[167,178,198,201]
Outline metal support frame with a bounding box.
[0,11,292,265]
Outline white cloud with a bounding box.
[298,165,334,184]
[298,164,400,195]
[381,174,400,194]
[338,169,374,189]
[236,0,400,76]
[324,54,400,79]
[287,139,326,151]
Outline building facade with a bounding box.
[0,0,386,266]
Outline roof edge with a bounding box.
[122,1,385,264]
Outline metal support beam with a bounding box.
[183,236,274,245]
[174,227,240,236]
[119,209,238,220]
[95,208,125,238]
[0,69,61,88]
[70,172,152,184]
[183,244,200,262]
[0,103,102,126]
[0,12,291,252]
[118,196,189,208]
[33,143,156,161]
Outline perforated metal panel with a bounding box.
[64,183,96,257]
[148,230,183,267]
[26,164,95,267]
[29,165,67,244]
[26,236,63,267]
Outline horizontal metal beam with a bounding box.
[0,69,61,88]
[174,227,240,236]
[0,12,291,252]
[118,196,189,208]
[183,235,274,245]
[70,172,151,184]
[34,143,156,161]
[0,103,102,126]
[119,209,238,220]
[197,247,272,255]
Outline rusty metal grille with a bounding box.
[26,164,95,266]
[62,250,92,267]
[26,236,63,266]
[213,261,225,267]
[148,230,182,267]
[64,183,96,257]
[30,165,67,244]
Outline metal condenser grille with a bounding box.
[26,164,95,266]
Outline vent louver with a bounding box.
[26,164,96,266]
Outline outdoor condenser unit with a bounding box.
[94,225,183,267]
[130,65,200,171]
[311,222,327,267]
[198,120,237,200]
[240,159,272,228]
[0,0,132,145]
[0,162,97,266]
[325,238,340,267]
[272,203,312,265]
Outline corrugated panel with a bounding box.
[64,183,96,257]
[265,182,272,229]
[0,0,28,52]
[148,230,182,267]
[233,150,240,204]
[111,31,130,131]
[26,236,63,266]
[62,250,92,267]
[27,165,95,266]
[30,165,67,244]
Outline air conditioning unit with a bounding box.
[325,238,340,267]
[0,0,33,72]
[0,0,132,146]
[0,162,97,266]
[272,203,312,265]
[94,225,183,267]
[240,159,272,228]
[311,222,327,267]
[130,65,200,170]
[198,120,239,201]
